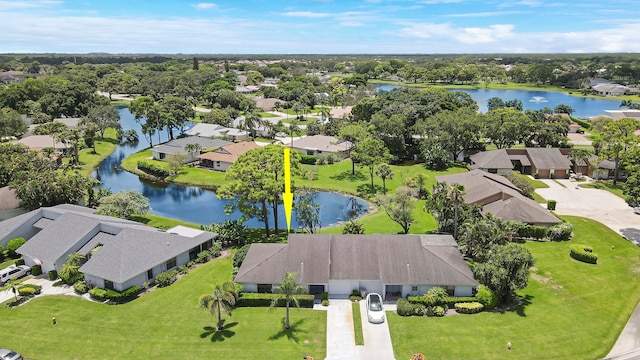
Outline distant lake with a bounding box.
[93,107,368,228]
[376,84,622,118]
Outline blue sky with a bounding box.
[1,0,640,54]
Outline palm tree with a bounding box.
[199,282,238,331]
[271,272,306,329]
[289,119,301,146]
[376,164,393,194]
[59,252,85,285]
[447,183,466,239]
[567,148,592,174]
[184,143,203,159]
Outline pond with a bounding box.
[376,84,623,118]
[92,107,368,228]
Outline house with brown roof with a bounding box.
[290,135,351,157]
[436,170,561,226]
[197,141,261,171]
[470,148,572,179]
[329,106,353,120]
[253,97,282,112]
[235,234,478,299]
[13,135,70,153]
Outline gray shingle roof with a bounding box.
[469,149,513,170]
[524,148,572,170]
[79,227,215,283]
[482,197,561,225]
[153,137,232,155]
[235,234,477,287]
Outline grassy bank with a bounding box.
[389,216,640,359]
[0,257,326,360]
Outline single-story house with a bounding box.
[329,106,353,120]
[13,135,70,153]
[603,109,640,121]
[470,148,572,179]
[1,204,216,291]
[53,117,82,129]
[290,135,351,157]
[436,170,561,226]
[469,149,513,175]
[151,137,232,163]
[186,123,249,142]
[235,85,259,94]
[253,98,281,112]
[235,234,478,300]
[593,83,629,96]
[198,141,261,171]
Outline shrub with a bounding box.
[517,224,548,240]
[443,296,478,307]
[426,305,447,317]
[6,237,26,257]
[19,284,41,294]
[209,242,222,258]
[326,154,335,164]
[550,173,555,179]
[137,160,170,178]
[547,200,557,210]
[315,156,326,165]
[397,298,424,316]
[475,285,497,310]
[213,220,248,246]
[177,265,189,275]
[48,270,58,280]
[89,287,109,301]
[322,299,329,306]
[235,293,314,308]
[300,154,317,165]
[73,280,90,294]
[15,258,25,266]
[18,287,35,297]
[187,261,196,268]
[321,291,329,301]
[351,289,360,297]
[426,287,448,305]
[547,222,573,242]
[349,295,362,302]
[31,265,42,276]
[196,250,211,264]
[233,244,251,268]
[570,244,598,264]
[155,270,178,287]
[534,173,540,179]
[455,302,484,314]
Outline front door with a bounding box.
[309,285,325,299]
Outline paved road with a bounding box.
[536,179,640,245]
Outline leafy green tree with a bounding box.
[554,104,575,116]
[353,137,390,192]
[201,108,232,126]
[457,214,518,260]
[199,282,239,331]
[218,145,301,237]
[96,190,150,219]
[598,118,639,184]
[167,153,187,175]
[376,164,393,195]
[59,252,85,285]
[502,173,535,199]
[6,238,26,258]
[338,123,368,175]
[81,105,121,138]
[160,95,194,140]
[376,186,417,234]
[567,148,592,174]
[416,107,484,161]
[473,244,535,305]
[487,97,505,111]
[623,147,640,207]
[211,220,248,247]
[425,182,481,236]
[420,139,450,171]
[447,183,466,239]
[293,187,320,234]
[485,107,534,149]
[184,143,202,158]
[271,272,306,329]
[0,107,27,138]
[11,171,99,211]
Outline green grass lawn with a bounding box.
[352,302,364,346]
[76,129,119,176]
[579,181,625,199]
[388,216,640,359]
[0,257,326,360]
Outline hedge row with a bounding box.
[571,117,591,130]
[137,160,170,178]
[570,244,598,264]
[455,302,484,314]
[18,284,42,296]
[31,264,42,276]
[300,155,317,165]
[89,286,140,303]
[517,222,573,242]
[235,293,314,308]
[397,298,424,316]
[407,295,477,307]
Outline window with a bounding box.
[166,257,177,270]
[216,161,220,167]
[202,239,213,250]
[411,285,418,292]
[445,286,455,296]
[257,284,272,293]
[488,168,498,174]
[104,280,114,290]
[189,247,199,261]
[159,153,166,160]
[147,269,153,280]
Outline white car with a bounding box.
[0,265,31,286]
[0,348,23,360]
[366,293,385,324]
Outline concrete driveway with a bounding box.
[535,179,640,245]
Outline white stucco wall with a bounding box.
[118,273,148,292]
[455,286,474,297]
[176,252,190,268]
[213,161,232,172]
[1,219,40,247]
[84,274,104,289]
[359,280,383,296]
[328,280,359,296]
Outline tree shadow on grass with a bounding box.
[330,170,367,182]
[494,294,534,318]
[268,318,306,344]
[356,184,383,198]
[515,294,534,317]
[200,320,238,342]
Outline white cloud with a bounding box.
[282,11,331,18]
[397,22,515,43]
[447,10,526,17]
[0,0,61,10]
[193,3,216,10]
